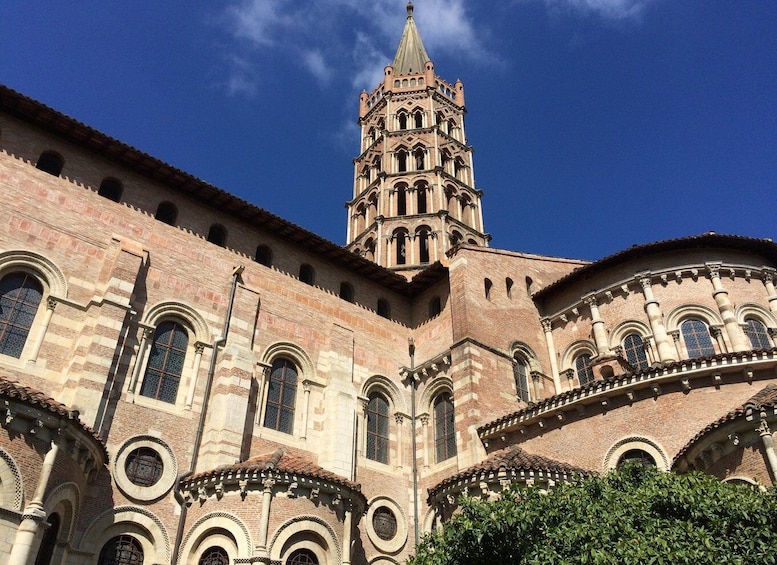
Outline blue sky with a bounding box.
[2,1,776,261]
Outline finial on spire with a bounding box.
[407,2,414,17]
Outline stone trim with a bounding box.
[365,496,408,554]
[0,447,23,510]
[113,435,177,502]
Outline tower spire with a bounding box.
[392,2,430,75]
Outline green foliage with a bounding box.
[408,466,777,565]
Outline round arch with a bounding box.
[143,301,210,343]
[0,448,23,511]
[261,342,316,382]
[608,319,652,349]
[603,436,669,472]
[418,375,453,410]
[0,249,68,298]
[178,512,252,564]
[509,341,542,372]
[268,515,341,565]
[735,303,777,328]
[560,340,597,372]
[43,482,80,543]
[79,506,170,564]
[362,374,407,415]
[665,304,723,333]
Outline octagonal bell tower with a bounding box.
[345,2,488,278]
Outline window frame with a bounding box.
[138,320,189,405]
[0,271,44,360]
[366,392,390,464]
[433,392,457,463]
[262,357,299,435]
[680,318,716,358]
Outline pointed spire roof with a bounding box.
[392,2,430,75]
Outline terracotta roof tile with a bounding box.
[673,383,777,465]
[428,445,591,500]
[0,376,108,460]
[187,447,362,493]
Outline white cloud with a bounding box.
[543,0,652,21]
[302,49,331,85]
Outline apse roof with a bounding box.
[392,3,431,75]
[673,383,777,466]
[534,233,777,300]
[428,445,591,501]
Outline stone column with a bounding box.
[710,326,728,354]
[637,276,675,362]
[706,263,748,352]
[8,441,60,565]
[669,330,683,359]
[420,414,430,469]
[301,381,312,441]
[28,297,57,363]
[342,501,353,565]
[128,327,153,393]
[541,319,561,393]
[185,343,206,409]
[256,478,275,562]
[583,294,610,356]
[761,268,777,317]
[757,420,777,483]
[394,414,404,470]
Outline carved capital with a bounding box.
[540,318,553,333]
[582,294,598,308]
[637,276,652,290]
[762,268,776,285]
[262,477,276,493]
[705,262,722,278]
[394,413,404,425]
[669,330,681,342]
[419,414,430,426]
[46,297,57,311]
[710,326,723,338]
[194,342,206,355]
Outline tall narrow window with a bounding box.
[513,357,530,403]
[98,178,123,202]
[263,358,297,434]
[680,319,715,358]
[0,272,43,358]
[575,353,594,386]
[140,321,188,403]
[506,277,514,299]
[418,228,430,264]
[395,231,407,265]
[623,334,649,371]
[396,186,407,215]
[377,299,390,319]
[199,547,229,565]
[366,392,389,463]
[34,512,60,565]
[155,201,178,225]
[36,151,64,176]
[414,111,423,128]
[744,318,771,349]
[434,393,456,463]
[339,282,354,303]
[414,148,425,170]
[299,264,315,285]
[398,112,408,130]
[397,150,407,173]
[207,225,226,247]
[417,185,427,213]
[255,245,272,267]
[98,535,143,565]
[484,278,493,300]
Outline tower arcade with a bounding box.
[346,3,488,277]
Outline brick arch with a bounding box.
[362,374,407,415]
[603,436,669,472]
[143,301,210,344]
[261,342,316,383]
[418,375,453,411]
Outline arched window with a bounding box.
[414,147,425,170]
[263,358,297,434]
[0,272,43,358]
[339,282,354,303]
[429,296,441,318]
[255,245,272,267]
[397,150,408,173]
[36,151,64,176]
[417,228,430,264]
[506,277,514,299]
[398,112,408,130]
[680,319,715,358]
[744,318,772,349]
[207,225,226,247]
[97,535,143,565]
[575,353,594,386]
[366,392,389,463]
[287,549,318,565]
[616,449,656,469]
[140,321,188,403]
[434,393,456,463]
[98,178,123,202]
[155,201,177,225]
[416,184,428,214]
[299,264,315,285]
[623,334,649,371]
[377,299,390,319]
[199,546,229,565]
[34,512,60,565]
[414,110,423,128]
[484,278,492,300]
[396,185,407,215]
[513,356,530,403]
[395,230,407,265]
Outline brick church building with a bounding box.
[1,4,776,564]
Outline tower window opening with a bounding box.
[155,202,178,225]
[255,245,272,267]
[398,112,408,130]
[36,151,64,176]
[414,111,423,128]
[397,150,407,173]
[414,148,425,170]
[418,228,430,264]
[299,264,315,285]
[207,224,227,247]
[395,230,407,265]
[98,178,123,202]
[417,184,427,213]
[506,277,514,299]
[484,278,493,300]
[396,185,407,215]
[339,282,354,303]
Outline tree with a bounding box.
[409,465,777,565]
